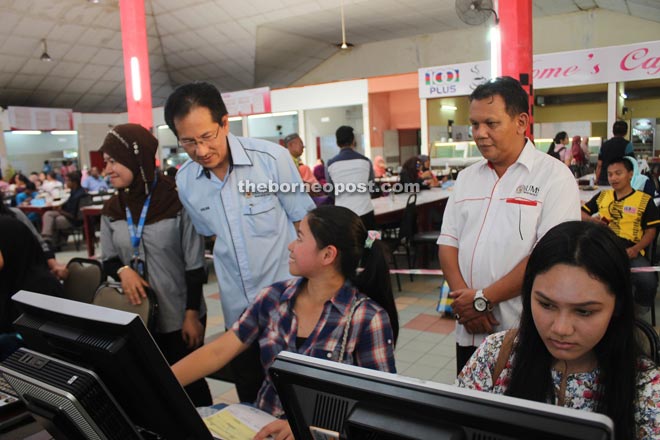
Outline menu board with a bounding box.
[8,106,73,130]
[221,87,271,117]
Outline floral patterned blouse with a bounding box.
[456,331,660,440]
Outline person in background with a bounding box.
[569,135,588,176]
[164,81,315,403]
[438,76,580,374]
[82,166,109,192]
[596,120,634,185]
[28,172,42,189]
[625,156,655,196]
[0,202,68,280]
[373,155,387,178]
[0,217,64,358]
[418,155,440,187]
[313,158,327,187]
[581,156,659,316]
[15,181,39,225]
[283,133,319,188]
[41,171,86,248]
[172,206,398,439]
[41,171,64,197]
[546,131,570,166]
[42,160,52,174]
[326,125,376,229]
[99,123,212,406]
[457,221,660,440]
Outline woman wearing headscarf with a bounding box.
[99,123,211,406]
[0,217,63,358]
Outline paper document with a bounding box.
[203,404,277,440]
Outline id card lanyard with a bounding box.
[125,174,158,276]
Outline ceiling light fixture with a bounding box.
[337,0,353,50]
[40,39,52,62]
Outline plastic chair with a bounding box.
[92,282,158,332]
[62,257,105,304]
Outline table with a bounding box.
[80,205,103,257]
[374,187,450,230]
[16,199,66,218]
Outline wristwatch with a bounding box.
[473,289,493,312]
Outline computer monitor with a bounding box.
[270,351,614,440]
[1,291,212,440]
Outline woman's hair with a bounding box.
[553,131,568,144]
[306,206,399,343]
[506,221,638,440]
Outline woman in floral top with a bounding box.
[458,221,660,440]
[173,206,399,440]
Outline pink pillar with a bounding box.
[498,0,533,138]
[119,0,153,129]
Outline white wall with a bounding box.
[294,9,660,86]
[75,112,128,168]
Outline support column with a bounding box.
[119,0,153,130]
[497,0,533,137]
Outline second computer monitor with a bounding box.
[270,351,614,440]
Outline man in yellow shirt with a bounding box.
[582,156,660,311]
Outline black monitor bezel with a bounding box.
[10,290,212,440]
[270,351,614,440]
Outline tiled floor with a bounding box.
[56,243,660,407]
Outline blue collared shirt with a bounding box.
[82,176,108,192]
[176,133,316,325]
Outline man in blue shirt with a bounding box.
[164,82,315,403]
[81,166,108,192]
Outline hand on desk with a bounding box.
[254,419,292,440]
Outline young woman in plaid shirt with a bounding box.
[173,205,398,440]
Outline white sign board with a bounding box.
[8,106,73,131]
[222,87,271,117]
[419,40,660,98]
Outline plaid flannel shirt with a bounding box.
[231,277,396,417]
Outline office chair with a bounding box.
[382,194,417,291]
[634,318,660,364]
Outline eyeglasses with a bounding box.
[178,125,221,149]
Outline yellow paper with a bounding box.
[204,411,256,440]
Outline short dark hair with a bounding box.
[469,76,529,118]
[283,133,300,146]
[613,120,628,136]
[25,181,37,192]
[66,171,82,186]
[164,82,228,137]
[336,125,355,147]
[607,156,634,172]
